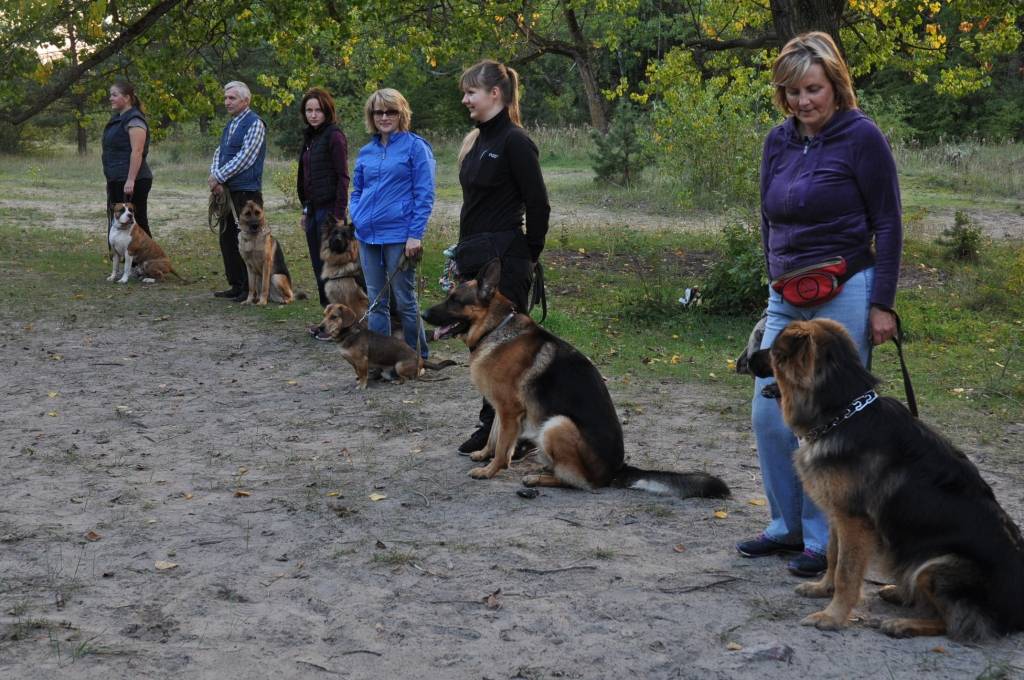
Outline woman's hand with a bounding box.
[123,178,135,197]
[869,306,897,346]
[405,237,422,259]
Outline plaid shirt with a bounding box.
[210,108,266,184]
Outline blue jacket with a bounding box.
[760,108,902,308]
[350,132,435,244]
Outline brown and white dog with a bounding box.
[237,200,300,305]
[320,217,368,317]
[107,202,181,284]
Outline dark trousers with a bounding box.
[467,254,534,431]
[220,190,262,289]
[106,178,153,236]
[304,207,331,307]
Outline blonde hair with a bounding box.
[771,32,857,115]
[457,60,522,164]
[362,88,412,134]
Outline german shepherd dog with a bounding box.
[422,259,729,498]
[320,217,369,318]
[749,318,1024,640]
[237,201,301,305]
[317,303,455,389]
[107,202,184,284]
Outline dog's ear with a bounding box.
[476,258,502,303]
[771,323,816,389]
[339,304,357,328]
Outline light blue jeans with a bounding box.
[752,267,874,555]
[359,242,428,358]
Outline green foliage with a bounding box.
[697,219,767,315]
[856,90,919,143]
[644,50,771,208]
[271,160,300,210]
[590,100,650,186]
[938,210,985,261]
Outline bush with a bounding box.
[590,100,650,187]
[271,160,300,209]
[938,210,984,262]
[697,219,767,314]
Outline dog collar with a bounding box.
[468,311,517,352]
[803,390,878,442]
[323,273,359,282]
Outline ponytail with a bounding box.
[458,59,522,165]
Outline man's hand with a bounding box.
[208,175,222,194]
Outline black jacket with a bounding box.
[298,123,349,218]
[458,108,549,261]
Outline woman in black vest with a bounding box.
[297,87,350,310]
[102,81,153,235]
[454,60,550,454]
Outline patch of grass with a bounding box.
[588,547,618,560]
[372,549,417,566]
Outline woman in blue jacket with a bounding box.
[736,32,902,578]
[349,89,436,358]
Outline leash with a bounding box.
[890,311,918,418]
[208,187,240,234]
[359,253,410,325]
[529,260,547,323]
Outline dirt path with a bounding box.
[1,295,1022,678]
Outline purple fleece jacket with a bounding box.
[760,108,902,309]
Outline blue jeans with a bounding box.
[752,267,875,555]
[359,242,428,358]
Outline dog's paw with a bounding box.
[117,277,129,284]
[521,474,541,487]
[106,274,117,282]
[800,610,847,631]
[256,300,268,306]
[468,465,497,480]
[142,277,156,284]
[239,299,252,305]
[877,585,906,606]
[469,450,492,462]
[795,581,834,598]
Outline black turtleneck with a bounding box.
[458,108,550,261]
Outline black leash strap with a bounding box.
[529,260,547,324]
[891,311,918,418]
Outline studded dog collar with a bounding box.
[803,389,879,443]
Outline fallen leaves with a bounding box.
[747,498,767,507]
[672,543,686,553]
[154,561,178,571]
[369,493,387,502]
[483,589,503,610]
[713,510,728,519]
[234,490,252,498]
[84,530,102,542]
[726,642,742,651]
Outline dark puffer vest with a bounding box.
[301,123,345,208]
[101,107,152,181]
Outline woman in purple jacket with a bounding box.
[349,88,435,357]
[735,32,902,577]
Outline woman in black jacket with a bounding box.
[297,87,350,312]
[455,59,550,454]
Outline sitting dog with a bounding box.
[317,303,454,389]
[422,259,730,498]
[749,318,1024,641]
[320,217,369,318]
[237,201,299,305]
[107,203,181,284]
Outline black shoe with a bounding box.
[457,424,491,455]
[736,534,803,558]
[788,550,828,577]
[232,289,250,302]
[214,287,241,298]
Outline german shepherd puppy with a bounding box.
[237,201,299,305]
[317,303,454,389]
[749,318,1024,641]
[422,259,729,498]
[320,217,369,318]
[107,202,183,284]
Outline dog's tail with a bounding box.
[422,359,457,371]
[168,268,191,284]
[610,465,730,500]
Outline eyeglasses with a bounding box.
[372,109,399,118]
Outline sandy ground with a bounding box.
[1,288,1022,679]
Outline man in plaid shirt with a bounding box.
[208,81,268,300]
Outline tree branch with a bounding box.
[0,0,186,125]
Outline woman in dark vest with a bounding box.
[102,81,153,235]
[297,87,349,310]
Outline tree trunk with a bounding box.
[67,23,88,154]
[564,7,608,131]
[769,0,846,51]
